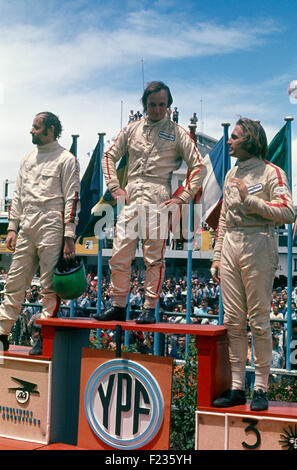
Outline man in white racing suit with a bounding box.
[211,118,295,411]
[0,112,80,354]
[93,81,206,324]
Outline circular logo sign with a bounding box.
[84,359,164,450]
[15,390,30,404]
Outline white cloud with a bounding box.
[0,3,294,204]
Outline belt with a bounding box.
[23,202,64,213]
[128,176,170,186]
[226,225,275,234]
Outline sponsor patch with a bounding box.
[273,186,288,195]
[247,183,263,195]
[158,131,175,141]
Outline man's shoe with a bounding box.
[0,335,9,351]
[135,308,156,324]
[92,305,126,321]
[250,389,268,411]
[212,389,246,407]
[29,336,42,355]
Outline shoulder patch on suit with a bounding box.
[273,186,289,195]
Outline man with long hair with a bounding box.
[211,118,295,411]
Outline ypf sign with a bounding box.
[78,350,173,450]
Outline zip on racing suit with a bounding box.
[102,116,206,309]
[213,157,295,391]
[0,140,80,335]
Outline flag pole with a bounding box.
[96,133,105,341]
[185,198,194,356]
[218,123,230,325]
[185,123,197,355]
[285,116,294,370]
[97,132,105,313]
[70,134,79,318]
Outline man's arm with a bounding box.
[61,153,81,259]
[211,179,228,281]
[102,128,128,194]
[7,168,23,234]
[174,127,207,204]
[63,236,76,260]
[232,166,295,225]
[5,231,17,251]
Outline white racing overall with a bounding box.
[102,116,206,309]
[0,140,80,335]
[214,157,295,391]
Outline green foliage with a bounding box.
[267,375,297,402]
[170,338,198,450]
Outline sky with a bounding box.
[0,0,297,201]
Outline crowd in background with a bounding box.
[2,265,296,370]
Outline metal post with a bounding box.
[285,117,294,370]
[115,325,122,358]
[153,299,161,355]
[96,133,105,341]
[70,135,79,318]
[218,123,230,325]
[185,199,194,356]
[124,292,131,349]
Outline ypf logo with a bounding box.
[84,359,164,449]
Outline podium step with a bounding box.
[196,401,297,450]
[0,437,87,450]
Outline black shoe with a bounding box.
[135,308,156,324]
[250,389,268,411]
[29,336,42,355]
[212,389,246,407]
[92,305,126,321]
[0,335,9,351]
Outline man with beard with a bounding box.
[0,112,80,354]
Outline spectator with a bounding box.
[270,305,283,322]
[271,321,285,356]
[196,299,210,320]
[129,286,143,312]
[278,300,287,318]
[201,308,218,325]
[271,333,285,369]
[170,335,186,359]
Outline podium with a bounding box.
[37,318,229,449]
[0,317,296,450]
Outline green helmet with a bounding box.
[53,257,87,299]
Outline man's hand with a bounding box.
[210,260,220,283]
[160,197,183,208]
[229,177,249,202]
[6,231,17,251]
[111,188,130,205]
[63,237,76,261]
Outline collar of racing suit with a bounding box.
[237,156,263,170]
[142,116,168,129]
[36,140,60,153]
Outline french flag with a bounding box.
[199,137,230,230]
[171,136,229,236]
